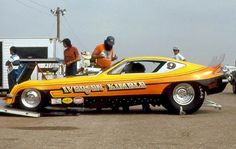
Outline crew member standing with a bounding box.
[5,46,21,91]
[92,36,118,69]
[62,38,80,76]
[173,47,186,61]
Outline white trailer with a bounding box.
[0,38,57,90]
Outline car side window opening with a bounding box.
[108,60,166,74]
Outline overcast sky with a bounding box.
[1,0,236,65]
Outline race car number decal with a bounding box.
[107,82,146,91]
[167,62,176,69]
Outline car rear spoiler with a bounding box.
[208,54,225,68]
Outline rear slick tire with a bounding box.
[162,83,205,114]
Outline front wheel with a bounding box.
[162,83,205,114]
[18,89,44,111]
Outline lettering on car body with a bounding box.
[62,85,104,95]
[61,82,147,94]
[107,82,146,91]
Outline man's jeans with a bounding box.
[8,69,18,91]
[66,62,77,76]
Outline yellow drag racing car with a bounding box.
[3,56,227,114]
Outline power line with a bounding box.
[49,19,57,37]
[62,16,88,50]
[14,1,88,49]
[25,0,51,10]
[15,0,50,16]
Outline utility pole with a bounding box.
[51,7,66,41]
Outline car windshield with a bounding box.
[79,59,125,76]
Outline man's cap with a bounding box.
[105,36,115,46]
[173,47,180,51]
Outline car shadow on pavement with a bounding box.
[41,108,215,117]
[0,107,217,117]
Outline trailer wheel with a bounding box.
[19,89,44,111]
[162,83,205,114]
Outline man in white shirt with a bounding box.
[5,46,20,91]
[173,47,186,61]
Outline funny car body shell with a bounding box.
[4,56,227,114]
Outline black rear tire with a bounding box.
[162,83,205,114]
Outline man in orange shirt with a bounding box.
[62,38,80,76]
[92,36,117,69]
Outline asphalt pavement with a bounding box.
[0,85,235,149]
